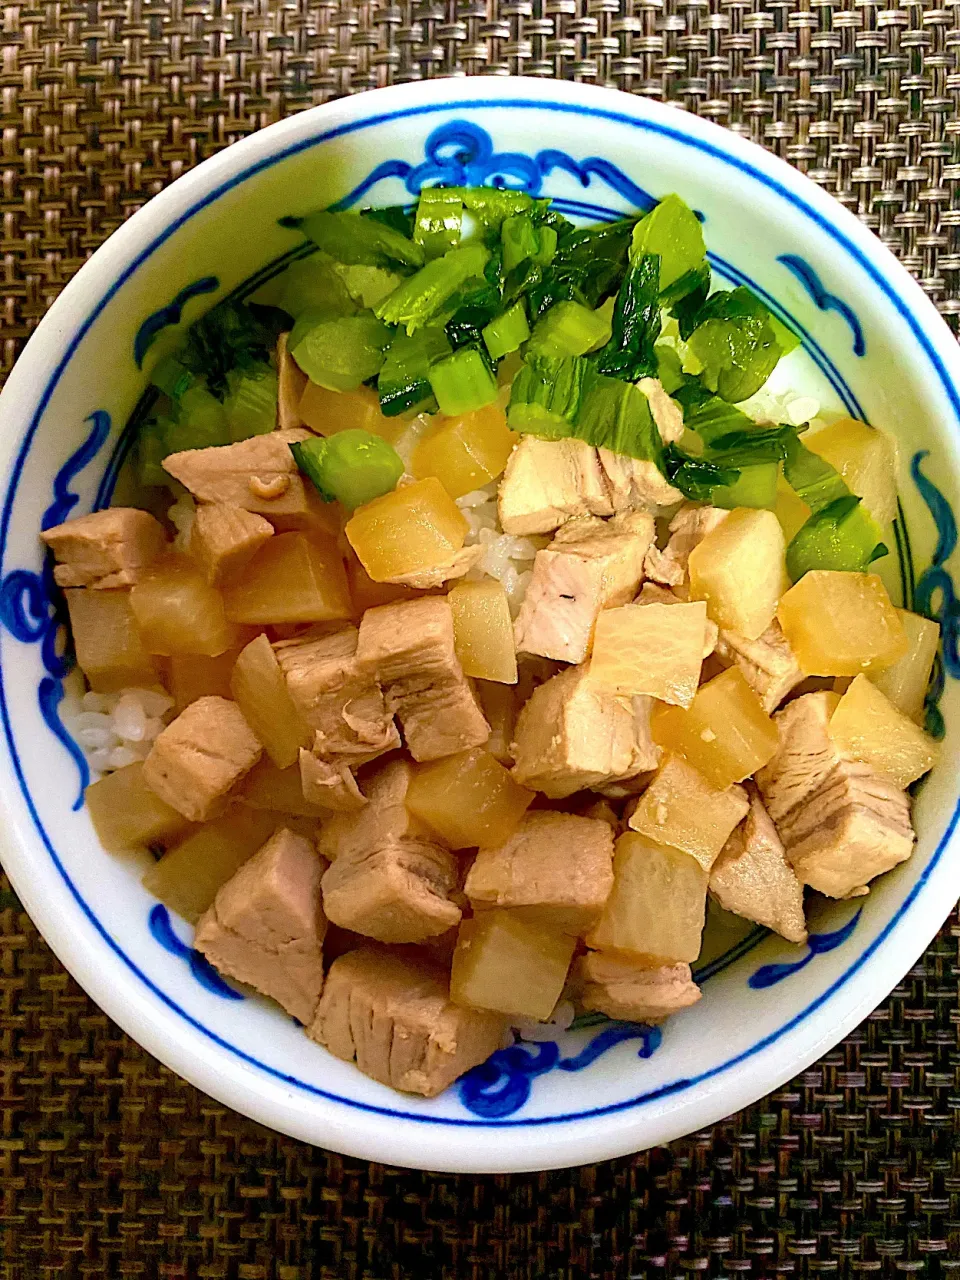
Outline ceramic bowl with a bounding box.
[0,77,958,1174]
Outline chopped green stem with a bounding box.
[290,430,404,510]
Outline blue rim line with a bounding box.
[1,95,958,1129]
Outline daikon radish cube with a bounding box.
[448,578,518,684]
[588,601,705,706]
[773,475,812,544]
[406,748,534,849]
[829,674,939,788]
[868,609,940,722]
[806,417,899,526]
[65,588,160,692]
[475,680,517,764]
[586,832,707,963]
[222,532,351,625]
[688,508,785,640]
[651,667,779,789]
[131,558,238,657]
[627,754,749,872]
[299,382,406,444]
[230,633,311,769]
[169,648,242,713]
[240,758,328,817]
[777,570,907,676]
[345,478,467,583]
[450,911,576,1021]
[85,762,192,852]
[345,550,419,613]
[412,403,518,499]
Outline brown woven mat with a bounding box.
[2,2,960,1275]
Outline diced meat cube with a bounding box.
[142,695,262,822]
[598,449,682,515]
[308,948,505,1097]
[317,757,431,862]
[42,508,166,589]
[498,436,613,536]
[356,599,489,761]
[299,748,366,813]
[709,789,807,942]
[573,953,701,1023]
[636,581,719,657]
[383,544,483,589]
[277,333,307,431]
[715,621,804,713]
[465,811,614,934]
[193,827,326,1024]
[637,377,684,445]
[189,503,274,585]
[273,626,399,764]
[644,503,728,587]
[162,429,313,518]
[511,665,660,799]
[321,833,460,943]
[756,691,915,898]
[514,511,654,664]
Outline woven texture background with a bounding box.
[2,1,960,1275]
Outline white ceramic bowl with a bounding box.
[1,78,958,1174]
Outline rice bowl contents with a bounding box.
[43,184,942,1099]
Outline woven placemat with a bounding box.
[3,2,960,1275]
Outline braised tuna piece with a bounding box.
[497,436,613,536]
[383,543,483,589]
[513,511,655,664]
[709,789,807,942]
[714,620,804,713]
[162,429,313,518]
[321,834,461,943]
[356,598,489,761]
[194,827,327,1024]
[143,695,262,822]
[317,757,430,862]
[42,508,166,589]
[756,691,915,898]
[511,665,660,798]
[644,504,729,587]
[189,503,274,585]
[276,333,307,431]
[273,626,399,765]
[465,811,614,934]
[573,953,702,1023]
[309,948,505,1097]
[299,748,367,813]
[597,449,683,514]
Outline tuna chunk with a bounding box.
[644,504,729,587]
[299,747,367,813]
[709,789,807,942]
[356,598,489,761]
[465,811,614,934]
[273,626,399,765]
[383,544,483,589]
[715,621,803,713]
[309,948,505,1097]
[189,503,274,585]
[756,692,915,898]
[321,832,460,943]
[598,450,683,515]
[143,695,262,822]
[514,511,654,664]
[637,377,684,445]
[317,757,431,861]
[573,952,701,1023]
[511,665,660,799]
[498,436,613,536]
[162,429,313,518]
[277,333,307,431]
[193,827,326,1024]
[42,508,166,589]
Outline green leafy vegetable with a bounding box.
[527,300,611,360]
[290,430,404,511]
[782,435,849,512]
[786,494,888,581]
[575,375,663,462]
[375,243,490,334]
[630,194,706,291]
[150,354,194,400]
[507,355,590,437]
[592,254,661,381]
[711,462,780,510]
[180,301,287,400]
[687,287,782,403]
[290,313,393,391]
[360,205,416,238]
[286,210,424,272]
[526,218,635,318]
[378,327,451,417]
[482,301,530,361]
[428,346,498,416]
[414,188,463,260]
[223,366,279,440]
[663,444,740,502]
[452,187,551,229]
[660,261,711,309]
[275,255,357,319]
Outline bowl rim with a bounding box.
[1,75,958,1172]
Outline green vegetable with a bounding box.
[592,254,661,381]
[507,355,590,437]
[527,300,611,360]
[769,313,802,356]
[527,218,635,318]
[672,267,712,339]
[290,313,393,391]
[660,261,711,308]
[287,210,424,272]
[444,252,506,350]
[782,435,849,512]
[711,462,780,510]
[482,301,530,361]
[414,188,463,260]
[136,421,175,487]
[180,301,287,400]
[375,243,490,334]
[332,263,402,310]
[150,354,194,400]
[174,386,230,447]
[290,430,404,511]
[575,375,663,462]
[704,423,799,469]
[360,205,416,238]
[663,444,740,502]
[786,494,888,581]
[630,195,706,291]
[223,366,279,440]
[276,255,357,319]
[687,287,781,403]
[378,327,451,417]
[655,344,686,395]
[452,187,549,229]
[675,386,755,445]
[428,346,498,416]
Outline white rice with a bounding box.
[62,685,174,774]
[457,482,543,617]
[508,1001,576,1045]
[167,492,197,553]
